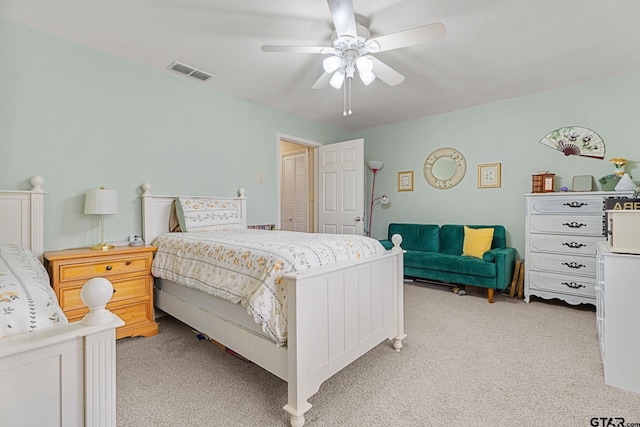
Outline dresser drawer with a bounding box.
[528,271,596,298]
[528,234,602,256]
[529,196,604,214]
[66,300,152,327]
[58,276,150,312]
[529,215,603,235]
[529,252,596,276]
[57,255,151,283]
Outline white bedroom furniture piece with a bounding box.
[140,183,406,427]
[45,245,158,339]
[595,242,640,393]
[0,177,124,427]
[524,191,631,305]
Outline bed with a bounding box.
[0,177,124,427]
[141,183,405,427]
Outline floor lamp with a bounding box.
[367,160,389,237]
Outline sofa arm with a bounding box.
[379,239,394,250]
[487,247,516,290]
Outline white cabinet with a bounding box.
[596,242,640,393]
[525,192,631,305]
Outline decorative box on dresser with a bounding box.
[596,242,640,393]
[525,191,632,305]
[44,245,158,339]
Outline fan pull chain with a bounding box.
[343,78,353,116]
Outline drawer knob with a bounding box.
[126,261,131,265]
[561,281,585,289]
[562,222,587,229]
[563,201,588,208]
[106,265,113,271]
[562,261,586,269]
[562,242,586,249]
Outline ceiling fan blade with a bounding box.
[370,57,405,86]
[368,22,446,53]
[261,45,335,54]
[312,72,332,89]
[327,0,357,38]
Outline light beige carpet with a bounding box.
[116,282,640,426]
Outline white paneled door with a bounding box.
[318,139,365,235]
[281,152,308,232]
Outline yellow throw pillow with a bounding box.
[462,226,494,259]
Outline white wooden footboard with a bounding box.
[0,278,124,427]
[284,235,405,427]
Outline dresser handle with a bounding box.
[106,265,112,271]
[562,222,587,228]
[562,261,586,269]
[561,281,585,289]
[562,242,586,249]
[563,202,587,208]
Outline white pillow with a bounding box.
[175,197,244,232]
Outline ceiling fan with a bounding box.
[261,0,446,115]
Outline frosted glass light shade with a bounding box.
[368,161,384,171]
[323,56,343,73]
[84,188,118,215]
[329,70,345,89]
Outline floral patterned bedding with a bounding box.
[0,245,67,338]
[151,230,386,346]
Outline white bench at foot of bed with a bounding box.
[0,278,124,427]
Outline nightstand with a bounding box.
[44,245,158,339]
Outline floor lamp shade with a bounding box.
[85,187,118,250]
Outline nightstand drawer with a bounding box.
[58,255,151,282]
[59,276,150,312]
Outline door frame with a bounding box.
[276,133,321,232]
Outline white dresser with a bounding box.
[525,191,631,305]
[596,242,640,393]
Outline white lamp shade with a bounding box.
[84,188,118,215]
[368,161,384,171]
[359,70,375,86]
[323,56,343,73]
[329,70,345,89]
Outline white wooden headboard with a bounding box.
[0,176,45,260]
[140,182,247,244]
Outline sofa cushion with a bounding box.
[440,225,507,255]
[388,223,439,252]
[404,250,496,278]
[462,226,494,259]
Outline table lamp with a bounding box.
[85,187,119,250]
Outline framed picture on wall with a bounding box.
[397,171,414,191]
[478,163,501,188]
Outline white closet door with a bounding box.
[281,152,308,232]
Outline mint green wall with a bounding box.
[3,19,639,258]
[0,19,351,251]
[360,73,640,257]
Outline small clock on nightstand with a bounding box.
[44,245,158,339]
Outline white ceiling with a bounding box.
[3,0,640,132]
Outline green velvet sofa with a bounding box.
[379,223,516,303]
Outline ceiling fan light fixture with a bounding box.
[355,56,373,73]
[323,56,343,73]
[329,70,345,89]
[359,70,375,86]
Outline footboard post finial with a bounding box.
[81,277,117,326]
[391,233,403,251]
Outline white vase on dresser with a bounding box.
[596,242,640,393]
[524,191,632,305]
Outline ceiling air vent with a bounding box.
[168,62,214,82]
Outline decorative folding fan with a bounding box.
[539,126,605,159]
